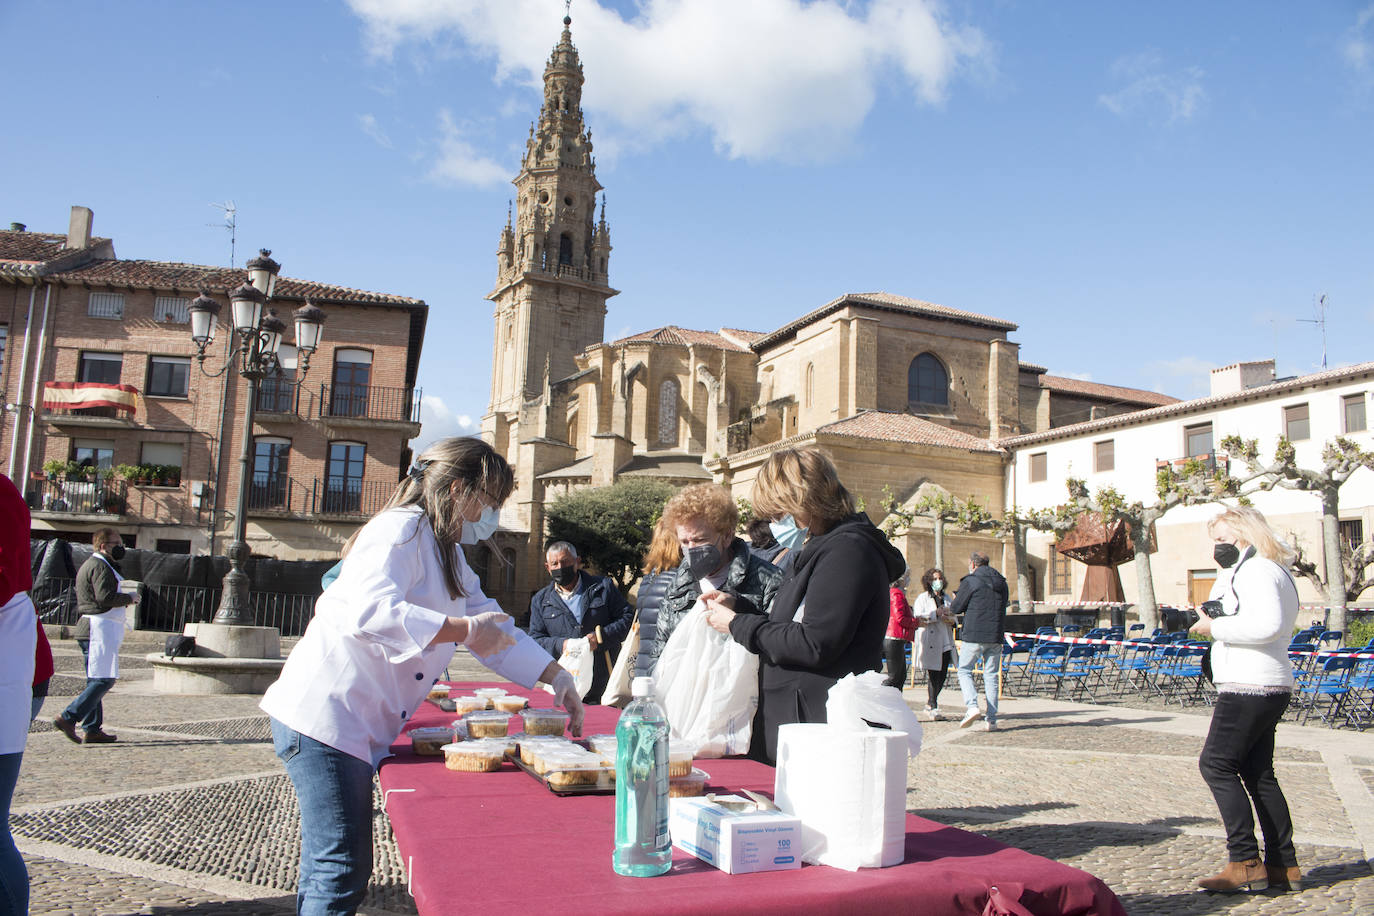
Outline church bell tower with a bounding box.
[484,13,617,453]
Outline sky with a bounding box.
[3,0,1372,452]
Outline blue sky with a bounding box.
[4,1,1371,450]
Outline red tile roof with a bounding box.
[1038,374,1179,407]
[752,292,1017,351]
[44,258,423,307]
[0,231,113,271]
[612,325,752,352]
[819,410,1003,452]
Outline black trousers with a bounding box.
[882,639,907,688]
[926,651,951,708]
[1198,691,1297,865]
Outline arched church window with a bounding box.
[804,363,814,408]
[559,233,573,266]
[658,378,679,446]
[908,353,949,406]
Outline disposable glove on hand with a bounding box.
[551,669,585,737]
[463,611,517,656]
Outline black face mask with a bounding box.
[1213,543,1240,569]
[108,544,126,561]
[685,544,723,579]
[550,564,578,587]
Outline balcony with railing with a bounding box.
[314,477,392,517]
[244,474,393,519]
[40,382,139,428]
[27,476,127,518]
[315,383,421,432]
[255,377,301,419]
[1155,453,1229,475]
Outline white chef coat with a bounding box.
[1207,546,1299,688]
[261,506,554,768]
[912,591,956,670]
[85,555,127,679]
[0,593,37,754]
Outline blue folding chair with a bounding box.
[1001,637,1035,695]
[1056,645,1099,701]
[1296,655,1360,727]
[1157,644,1210,706]
[1317,630,1344,649]
[1027,644,1068,695]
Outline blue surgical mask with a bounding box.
[460,505,501,545]
[769,515,808,551]
[931,579,944,592]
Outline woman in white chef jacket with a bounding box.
[261,437,584,915]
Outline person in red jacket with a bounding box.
[1,473,37,914]
[882,570,921,688]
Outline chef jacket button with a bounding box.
[400,711,407,719]
[415,672,424,680]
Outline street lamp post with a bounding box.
[189,250,325,626]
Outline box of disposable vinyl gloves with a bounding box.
[669,795,801,874]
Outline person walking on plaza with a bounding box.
[1190,506,1302,894]
[913,567,957,720]
[53,527,133,745]
[950,551,1009,731]
[882,571,920,689]
[2,474,37,915]
[528,541,635,702]
[261,437,583,915]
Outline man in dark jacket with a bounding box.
[54,528,133,744]
[527,542,634,703]
[948,551,1009,731]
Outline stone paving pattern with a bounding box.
[14,632,1373,914]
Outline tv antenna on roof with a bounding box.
[208,200,238,267]
[1298,294,1327,369]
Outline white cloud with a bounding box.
[415,394,480,453]
[346,0,991,162]
[1143,355,1213,399]
[1098,51,1206,124]
[357,112,393,148]
[1059,371,1092,381]
[1343,6,1374,74]
[427,109,509,187]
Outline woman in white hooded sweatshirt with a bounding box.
[1190,506,1300,895]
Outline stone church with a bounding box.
[479,17,1174,616]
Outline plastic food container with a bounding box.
[586,734,618,760]
[668,769,709,798]
[544,758,613,789]
[464,711,511,738]
[442,740,506,772]
[426,684,451,701]
[407,726,454,756]
[473,687,508,700]
[491,695,529,713]
[518,735,572,766]
[452,696,489,715]
[520,709,570,736]
[668,742,694,778]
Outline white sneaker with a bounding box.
[929,707,944,721]
[959,707,983,728]
[983,721,998,732]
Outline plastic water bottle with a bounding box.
[613,675,671,876]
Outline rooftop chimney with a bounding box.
[8,222,24,232]
[1209,359,1276,397]
[67,205,93,249]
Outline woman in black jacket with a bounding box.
[632,519,680,679]
[705,447,905,764]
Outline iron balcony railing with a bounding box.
[245,474,393,518]
[27,476,127,515]
[256,377,300,415]
[318,383,421,423]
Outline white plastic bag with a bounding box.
[653,603,758,757]
[543,636,594,698]
[825,671,923,756]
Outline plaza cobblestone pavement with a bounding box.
[14,632,1373,914]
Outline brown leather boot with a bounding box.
[1198,858,1267,893]
[1265,863,1302,891]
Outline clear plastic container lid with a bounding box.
[442,740,505,758]
[491,695,529,712]
[451,696,489,713]
[426,684,451,696]
[407,726,454,739]
[473,687,508,698]
[464,710,510,722]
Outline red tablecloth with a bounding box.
[379,683,1126,916]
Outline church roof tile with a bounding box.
[612,325,753,352]
[1038,375,1179,406]
[818,411,1005,452]
[752,292,1017,351]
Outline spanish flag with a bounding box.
[43,382,139,413]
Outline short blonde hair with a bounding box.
[752,446,855,530]
[641,516,681,575]
[661,483,738,541]
[1207,505,1295,566]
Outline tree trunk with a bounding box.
[933,518,945,572]
[1133,543,1160,634]
[1012,523,1034,613]
[1320,487,1347,634]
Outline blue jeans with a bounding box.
[68,639,104,730]
[271,719,374,916]
[957,642,1002,724]
[0,752,27,916]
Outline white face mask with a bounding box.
[931,579,944,592]
[769,514,808,550]
[459,505,501,545]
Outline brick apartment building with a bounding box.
[1,206,426,560]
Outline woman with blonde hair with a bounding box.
[261,437,583,913]
[632,517,681,679]
[648,483,782,671]
[1190,505,1301,894]
[704,447,905,763]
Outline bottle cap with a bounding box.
[631,676,654,698]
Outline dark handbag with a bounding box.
[165,634,197,658]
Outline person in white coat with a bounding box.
[911,567,956,720]
[1189,506,1301,894]
[261,437,584,915]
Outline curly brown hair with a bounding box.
[661,483,738,541]
[920,567,945,597]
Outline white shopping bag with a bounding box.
[543,636,594,698]
[653,602,758,757]
[598,613,639,708]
